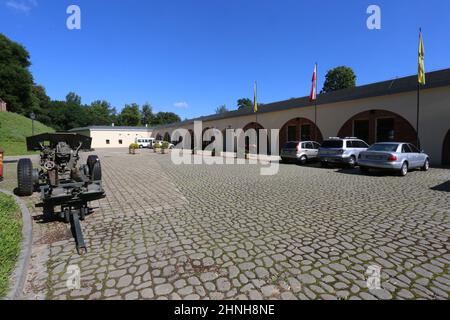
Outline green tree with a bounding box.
[45,92,90,131]
[237,98,253,110]
[0,33,34,114]
[118,103,141,126]
[30,85,51,125]
[153,112,181,125]
[322,66,356,93]
[46,100,70,131]
[88,100,116,125]
[66,92,82,105]
[141,103,154,126]
[215,105,229,114]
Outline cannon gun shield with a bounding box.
[26,133,92,151]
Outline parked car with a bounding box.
[318,137,369,168]
[358,142,430,176]
[281,141,321,165]
[136,138,155,149]
[154,140,175,149]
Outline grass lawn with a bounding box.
[0,192,22,298]
[0,112,54,156]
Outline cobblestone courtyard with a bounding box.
[1,149,449,300]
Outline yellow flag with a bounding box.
[253,81,258,113]
[418,30,425,85]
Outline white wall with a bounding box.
[152,85,450,165]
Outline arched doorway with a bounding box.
[243,122,267,154]
[202,127,211,150]
[279,118,323,149]
[443,129,450,166]
[337,110,417,146]
[188,129,195,150]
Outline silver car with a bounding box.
[281,141,321,165]
[318,137,369,168]
[358,142,430,176]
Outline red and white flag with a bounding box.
[309,63,317,102]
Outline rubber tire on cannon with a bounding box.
[17,158,34,196]
[87,155,102,181]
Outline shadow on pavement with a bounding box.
[431,181,450,192]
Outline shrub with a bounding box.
[129,143,139,150]
[153,142,162,149]
[161,142,170,149]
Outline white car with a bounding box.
[154,140,175,149]
[136,138,155,149]
[281,141,321,165]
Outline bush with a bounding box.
[129,143,139,150]
[161,142,170,149]
[153,142,162,149]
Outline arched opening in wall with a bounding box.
[243,122,268,154]
[279,118,323,151]
[163,132,171,142]
[442,129,450,166]
[202,127,211,150]
[188,129,194,150]
[221,129,228,152]
[337,110,417,146]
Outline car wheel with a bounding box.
[17,158,34,196]
[348,156,356,168]
[421,158,430,171]
[298,155,307,165]
[321,161,328,168]
[399,162,408,177]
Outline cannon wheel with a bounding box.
[17,159,34,196]
[87,155,99,175]
[91,161,102,181]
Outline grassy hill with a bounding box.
[0,112,55,156]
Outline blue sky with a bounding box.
[1,0,449,119]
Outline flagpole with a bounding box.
[417,82,420,149]
[255,81,258,125]
[417,28,422,149]
[314,63,318,142]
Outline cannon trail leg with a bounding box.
[70,209,87,255]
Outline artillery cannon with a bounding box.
[16,133,106,254]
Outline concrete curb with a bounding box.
[0,189,33,300]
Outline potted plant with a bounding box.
[153,142,162,153]
[161,141,170,154]
[129,143,139,154]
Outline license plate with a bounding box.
[367,155,382,160]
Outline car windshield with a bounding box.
[368,144,399,152]
[283,142,298,149]
[321,140,343,148]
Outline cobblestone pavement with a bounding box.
[1,149,449,300]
